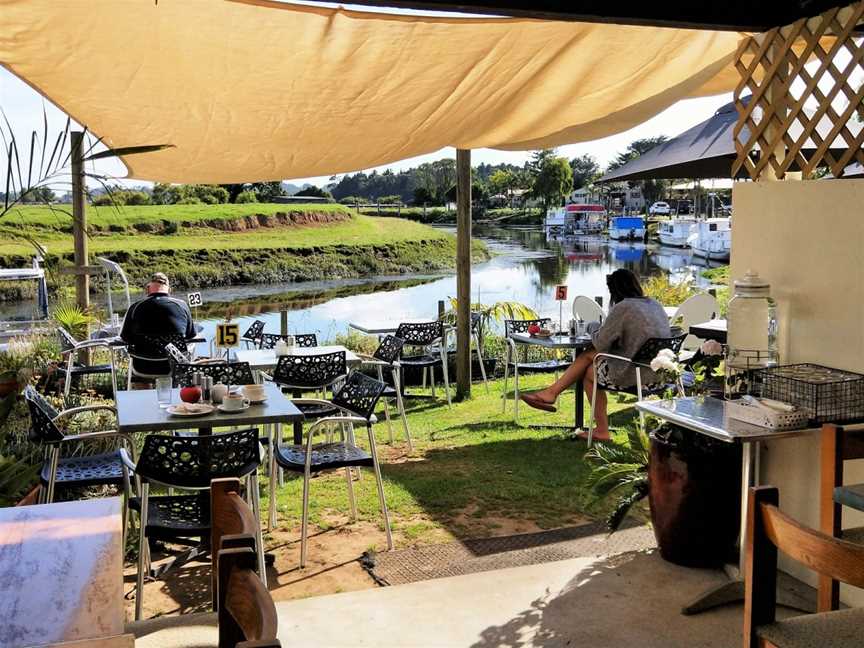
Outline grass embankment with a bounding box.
[0,205,489,291]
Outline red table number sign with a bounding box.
[555,285,568,301]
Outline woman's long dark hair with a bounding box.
[606,269,644,305]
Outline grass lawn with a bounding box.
[0,210,449,256]
[262,372,640,550]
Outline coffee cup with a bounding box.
[221,393,250,411]
[243,384,266,401]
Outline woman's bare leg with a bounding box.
[531,350,596,403]
[583,363,610,440]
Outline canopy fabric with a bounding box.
[0,0,744,183]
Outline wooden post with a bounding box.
[71,131,89,313]
[456,149,471,399]
[280,309,288,335]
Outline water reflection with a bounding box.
[0,226,721,344]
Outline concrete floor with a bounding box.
[131,550,747,647]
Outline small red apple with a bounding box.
[180,386,201,403]
[527,323,541,335]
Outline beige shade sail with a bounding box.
[0,0,744,183]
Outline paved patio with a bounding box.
[131,550,749,647]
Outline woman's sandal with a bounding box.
[519,393,557,412]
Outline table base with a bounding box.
[682,567,815,616]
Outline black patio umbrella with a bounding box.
[598,96,863,183]
[599,98,749,183]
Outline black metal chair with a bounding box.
[241,319,266,349]
[471,312,490,394]
[258,333,318,350]
[130,427,263,620]
[357,335,412,450]
[127,332,191,387]
[268,371,392,568]
[502,318,571,421]
[57,326,120,398]
[587,330,688,445]
[171,361,255,388]
[23,385,135,538]
[395,321,451,407]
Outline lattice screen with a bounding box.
[733,2,864,179]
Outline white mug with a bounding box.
[222,394,250,411]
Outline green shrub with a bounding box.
[642,274,697,307]
[236,190,258,203]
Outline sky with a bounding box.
[0,50,733,191]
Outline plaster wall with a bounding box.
[731,179,864,604]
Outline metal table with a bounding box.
[116,381,303,435]
[235,345,362,372]
[636,396,838,614]
[689,318,727,343]
[0,498,128,648]
[510,333,592,430]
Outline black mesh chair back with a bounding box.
[471,312,482,335]
[172,361,255,388]
[272,351,346,389]
[504,318,551,337]
[135,428,261,489]
[242,320,266,343]
[330,371,386,420]
[57,327,78,353]
[133,332,189,359]
[395,322,442,347]
[259,333,318,350]
[631,329,688,366]
[24,386,63,443]
[372,335,405,364]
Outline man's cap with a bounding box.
[147,272,170,287]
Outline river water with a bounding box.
[1,226,719,344]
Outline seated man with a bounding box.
[121,272,196,379]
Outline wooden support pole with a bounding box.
[71,131,89,313]
[456,148,471,399]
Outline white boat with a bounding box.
[689,218,731,261]
[657,218,696,247]
[608,216,646,241]
[544,203,606,236]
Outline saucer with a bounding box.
[248,397,268,404]
[217,403,250,413]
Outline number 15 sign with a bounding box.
[215,322,240,348]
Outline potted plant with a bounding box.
[0,335,61,397]
[586,341,741,567]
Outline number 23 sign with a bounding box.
[215,322,240,348]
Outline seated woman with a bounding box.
[520,268,670,441]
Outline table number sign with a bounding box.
[215,322,240,348]
[187,291,203,308]
[554,285,568,301]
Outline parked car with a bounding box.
[649,201,671,216]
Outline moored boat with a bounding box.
[545,203,606,236]
[689,218,731,261]
[658,218,696,247]
[608,216,646,241]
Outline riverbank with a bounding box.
[0,205,489,293]
[357,206,542,226]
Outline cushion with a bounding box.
[757,608,864,647]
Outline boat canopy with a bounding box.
[612,217,645,228]
[0,260,48,319]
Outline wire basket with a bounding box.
[754,363,864,424]
[726,399,809,430]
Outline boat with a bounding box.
[0,248,51,349]
[608,216,646,241]
[657,218,697,247]
[544,203,606,236]
[689,218,731,261]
